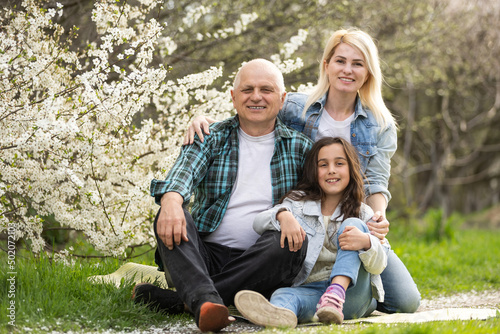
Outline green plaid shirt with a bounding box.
[150,115,313,233]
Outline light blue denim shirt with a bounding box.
[279,92,397,202]
[253,196,388,301]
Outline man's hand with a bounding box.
[338,226,371,251]
[367,211,389,243]
[277,210,306,252]
[157,193,189,250]
[183,115,215,145]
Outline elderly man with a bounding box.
[135,59,313,332]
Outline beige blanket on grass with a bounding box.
[343,308,498,324]
[89,262,168,288]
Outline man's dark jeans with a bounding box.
[154,208,307,314]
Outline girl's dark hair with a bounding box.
[282,137,365,219]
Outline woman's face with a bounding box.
[325,43,369,96]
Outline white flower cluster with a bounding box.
[280,29,308,59]
[196,12,259,41]
[234,13,259,35]
[0,0,306,259]
[158,36,178,56]
[181,4,212,29]
[0,0,172,257]
[270,29,308,74]
[272,56,305,75]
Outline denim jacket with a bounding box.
[253,197,388,301]
[279,92,397,202]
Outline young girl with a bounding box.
[234,137,389,328]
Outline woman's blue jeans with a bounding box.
[377,249,420,313]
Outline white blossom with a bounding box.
[234,13,258,35]
[0,0,307,259]
[159,36,177,56]
[280,29,308,59]
[182,5,211,28]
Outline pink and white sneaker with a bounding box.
[314,290,345,324]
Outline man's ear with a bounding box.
[231,89,236,107]
[280,91,287,107]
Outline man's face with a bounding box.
[231,62,285,134]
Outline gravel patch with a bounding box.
[417,289,500,311]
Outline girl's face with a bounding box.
[317,143,350,202]
[325,43,369,97]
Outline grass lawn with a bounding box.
[0,228,499,333]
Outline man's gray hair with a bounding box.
[233,59,285,94]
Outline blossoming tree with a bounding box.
[0,0,308,257]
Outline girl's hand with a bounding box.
[183,115,215,145]
[277,211,306,252]
[338,226,371,251]
[367,211,389,243]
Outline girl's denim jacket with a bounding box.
[253,196,389,301]
[279,92,397,203]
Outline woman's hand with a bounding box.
[277,210,306,252]
[183,115,215,145]
[365,194,389,242]
[367,211,389,243]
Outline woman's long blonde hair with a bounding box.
[303,28,396,129]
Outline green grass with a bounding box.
[0,253,192,333]
[0,229,499,333]
[394,229,500,297]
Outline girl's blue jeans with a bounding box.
[270,218,420,323]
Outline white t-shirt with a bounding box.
[316,110,355,143]
[304,209,341,284]
[203,129,275,249]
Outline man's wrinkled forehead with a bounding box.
[233,59,285,93]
